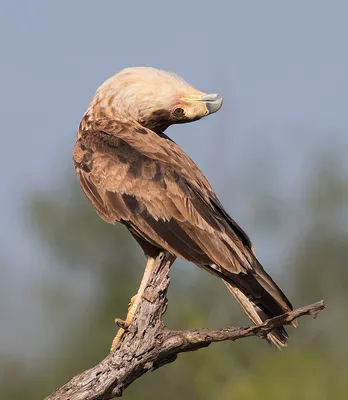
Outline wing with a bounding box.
[73,124,255,275]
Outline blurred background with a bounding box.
[1,1,347,398]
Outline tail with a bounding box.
[222,259,297,348]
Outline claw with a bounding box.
[114,318,129,331]
[128,295,137,310]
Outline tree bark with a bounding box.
[45,252,325,400]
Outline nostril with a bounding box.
[202,93,220,101]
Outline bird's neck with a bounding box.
[139,109,171,134]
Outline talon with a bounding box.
[114,318,129,331]
[128,295,137,310]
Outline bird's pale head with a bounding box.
[87,67,223,133]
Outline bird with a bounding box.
[73,67,296,352]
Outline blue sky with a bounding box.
[0,0,347,357]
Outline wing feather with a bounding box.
[74,121,295,345]
[73,127,255,275]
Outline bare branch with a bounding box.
[45,253,325,400]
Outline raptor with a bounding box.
[73,67,296,351]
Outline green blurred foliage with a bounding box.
[1,152,348,399]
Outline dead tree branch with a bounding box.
[45,252,325,400]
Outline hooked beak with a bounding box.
[201,93,223,115]
[180,92,223,122]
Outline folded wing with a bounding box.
[74,124,295,346]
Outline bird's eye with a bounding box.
[173,107,185,118]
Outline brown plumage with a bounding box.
[73,67,296,348]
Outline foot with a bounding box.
[109,257,155,353]
[110,295,137,352]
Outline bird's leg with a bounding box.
[110,257,155,352]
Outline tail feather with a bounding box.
[224,281,289,348]
[206,257,296,348]
[252,258,296,323]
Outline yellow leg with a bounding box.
[110,257,155,352]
